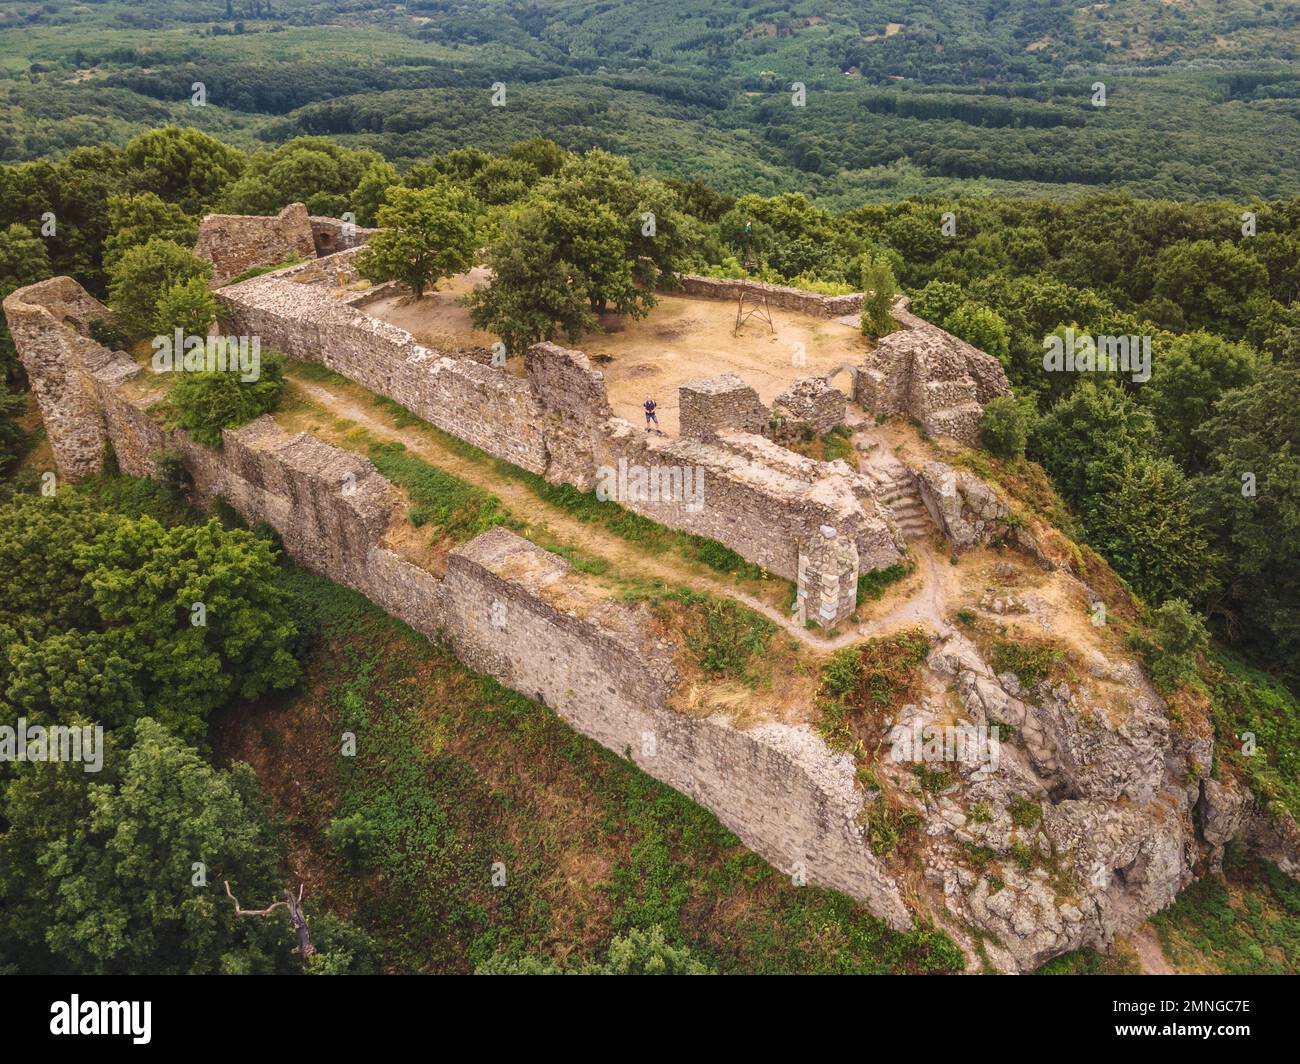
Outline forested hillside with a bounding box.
[2,1,1300,983]
[3,1,1300,202]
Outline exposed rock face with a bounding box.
[919,630,1199,970]
[916,460,1043,562]
[194,202,317,285]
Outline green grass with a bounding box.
[1151,848,1300,975]
[856,561,911,606]
[366,440,517,543]
[1206,651,1300,822]
[660,590,775,683]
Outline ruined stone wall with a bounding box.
[4,275,915,928]
[216,265,904,585]
[195,203,317,285]
[436,529,910,924]
[678,373,771,441]
[309,215,379,257]
[3,276,122,480]
[676,274,863,318]
[218,258,552,476]
[773,376,847,437]
[857,298,1012,445]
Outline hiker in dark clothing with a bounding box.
[643,397,661,434]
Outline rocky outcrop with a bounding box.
[918,630,1198,970]
[916,460,1044,562]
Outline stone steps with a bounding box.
[867,461,933,542]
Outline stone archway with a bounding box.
[823,362,859,401]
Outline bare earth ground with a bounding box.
[363,266,498,350]
[362,275,872,435]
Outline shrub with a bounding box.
[166,350,285,446]
[1130,598,1209,693]
[990,640,1063,689]
[979,395,1032,459]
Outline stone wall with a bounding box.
[436,528,910,925]
[195,203,317,285]
[11,268,1300,972]
[3,275,916,930]
[677,274,863,318]
[773,376,847,437]
[216,261,906,591]
[219,256,552,476]
[309,215,379,257]
[678,373,771,441]
[3,276,122,479]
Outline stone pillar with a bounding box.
[796,525,859,630]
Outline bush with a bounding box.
[166,350,285,446]
[859,252,897,340]
[1130,599,1209,693]
[979,395,1031,459]
[107,238,212,339]
[325,812,382,870]
[152,276,217,337]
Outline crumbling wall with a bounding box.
[773,376,847,437]
[677,275,863,318]
[857,298,1012,445]
[219,257,552,475]
[436,528,910,924]
[3,276,123,480]
[6,275,916,927]
[217,271,906,584]
[678,373,771,441]
[309,215,378,257]
[195,203,317,285]
[525,341,613,490]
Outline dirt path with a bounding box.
[1129,924,1177,975]
[284,375,955,653]
[286,376,835,647]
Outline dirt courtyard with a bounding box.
[362,273,872,435]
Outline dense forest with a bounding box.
[3,1,1300,203]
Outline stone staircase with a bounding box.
[867,461,933,542]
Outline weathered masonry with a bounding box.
[3,272,913,937]
[196,223,1009,628]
